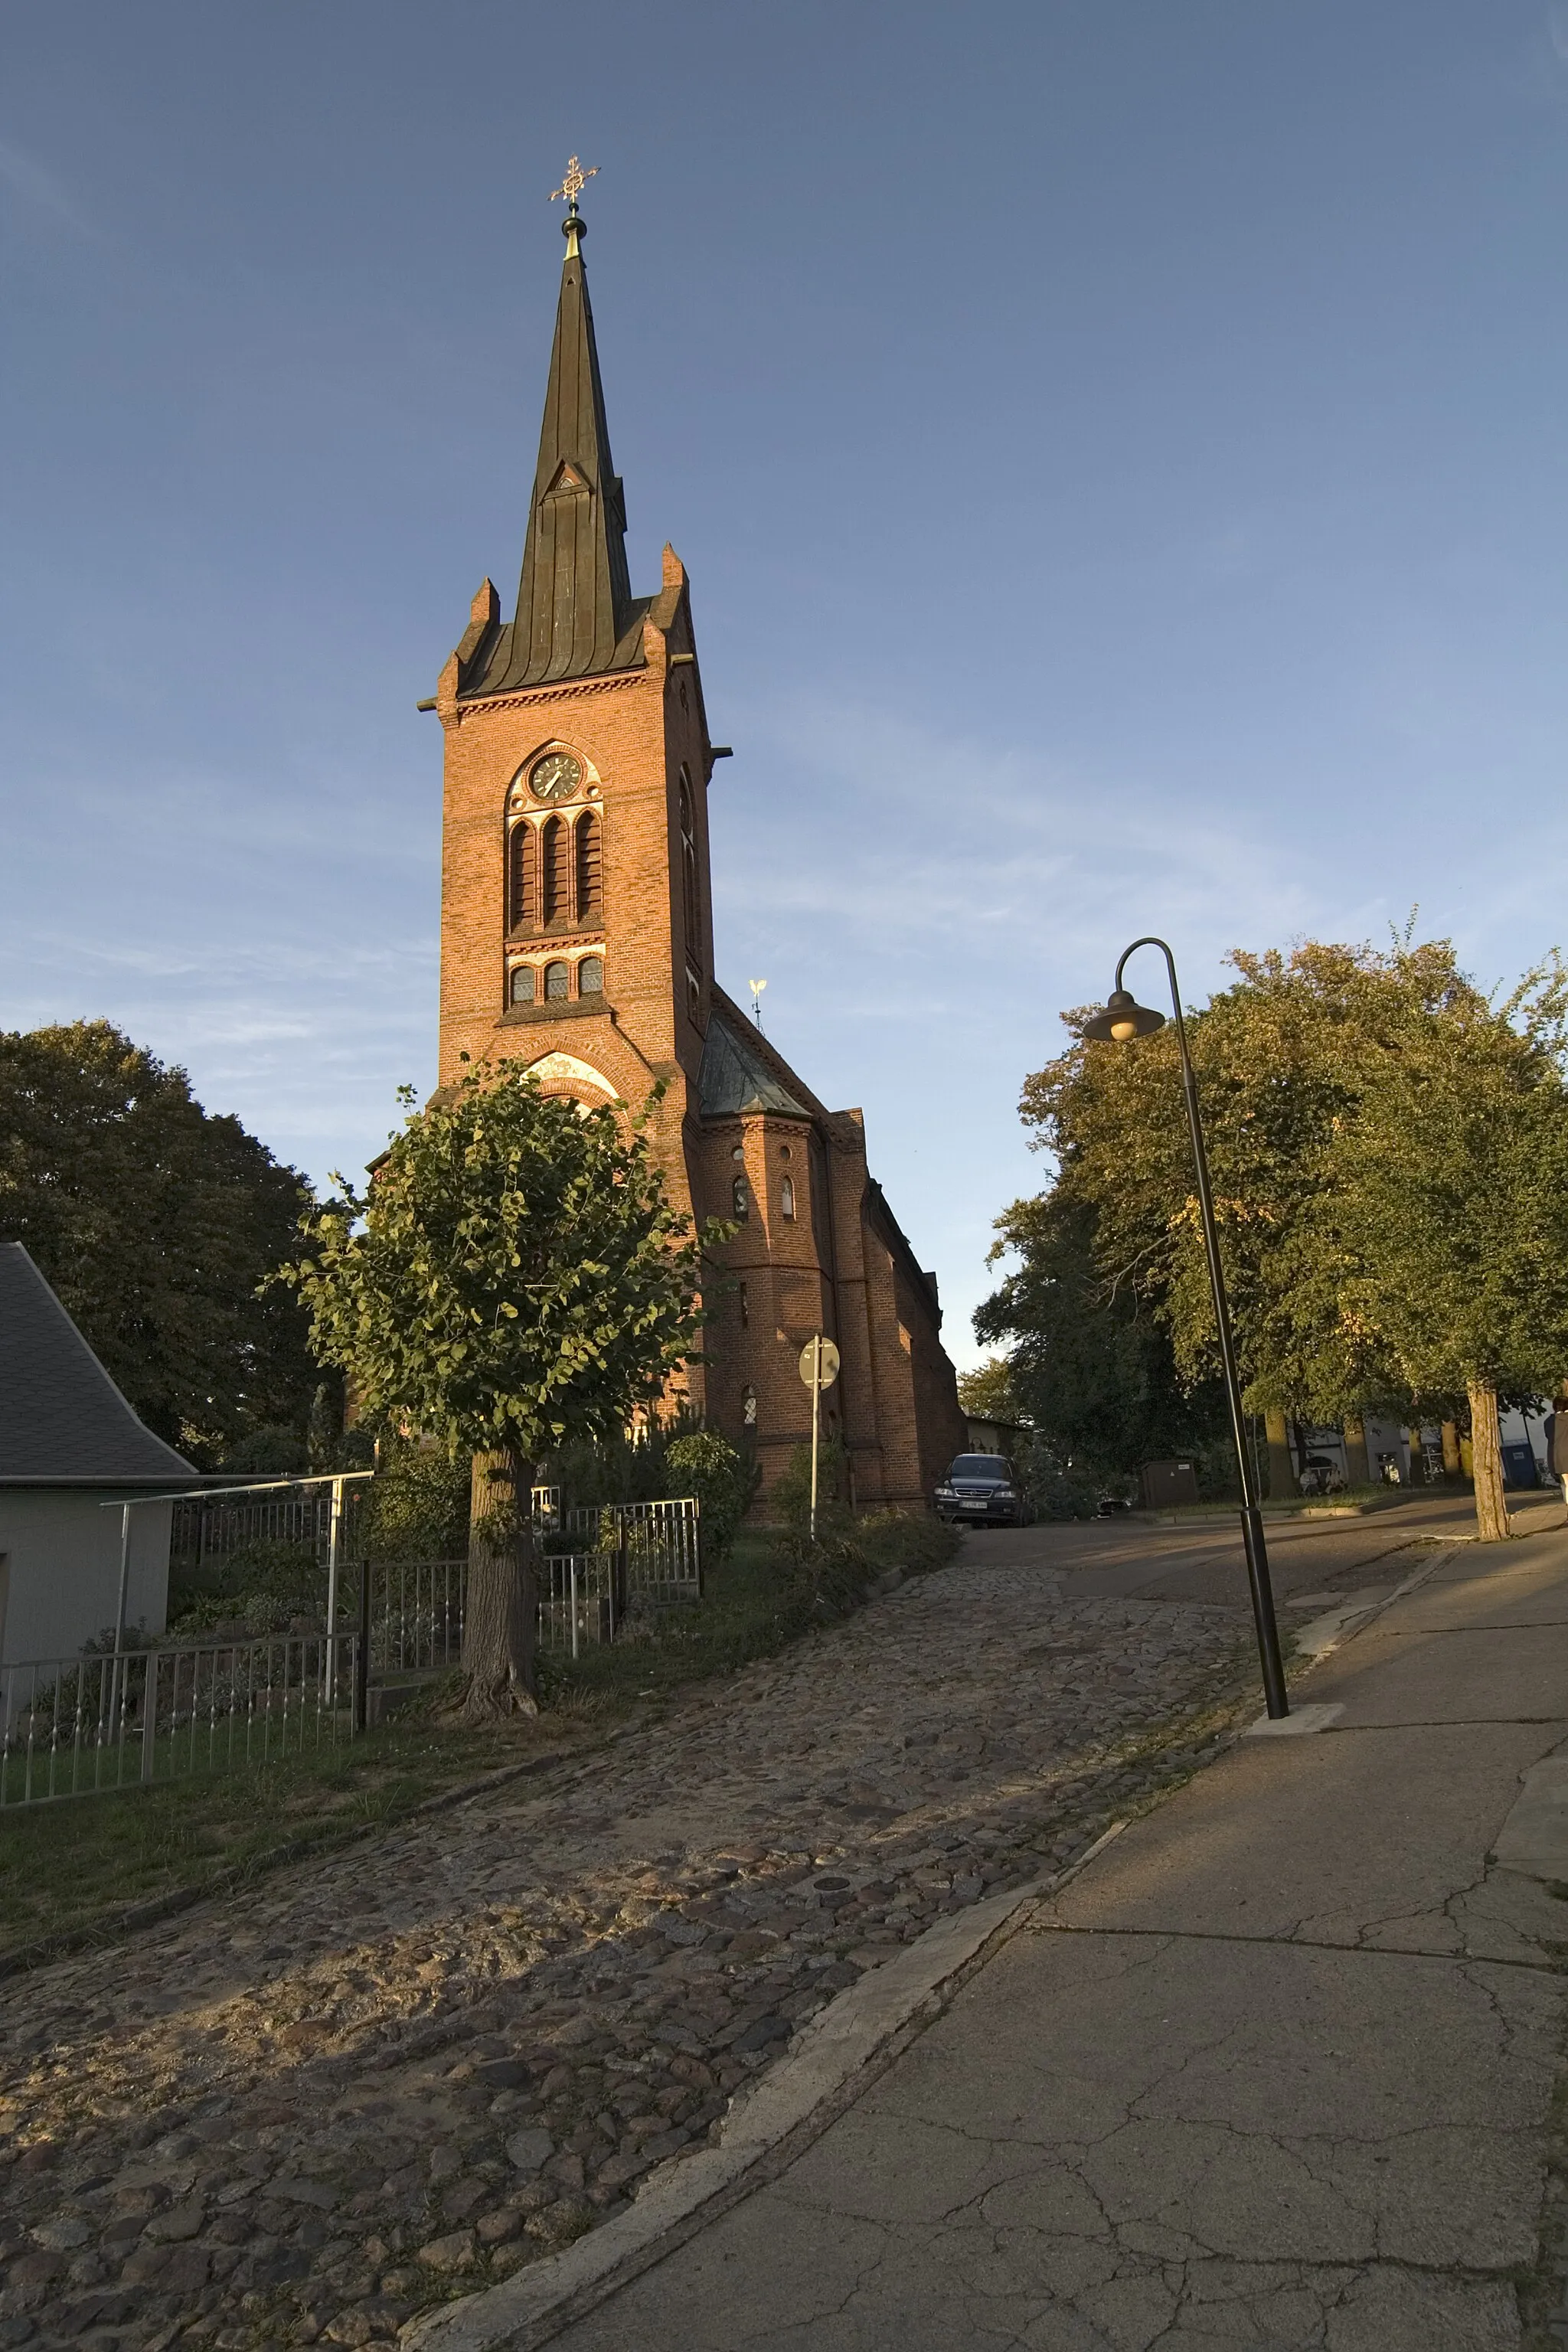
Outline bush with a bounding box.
[544,1410,706,1511]
[361,1441,470,1562]
[770,1438,853,1545]
[167,1537,325,1637]
[665,1429,755,1562]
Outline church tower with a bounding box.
[430,181,966,1502]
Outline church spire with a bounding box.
[487,168,634,691]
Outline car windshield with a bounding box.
[950,1456,1010,1480]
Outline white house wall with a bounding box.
[0,1492,172,1668]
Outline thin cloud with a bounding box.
[0,135,96,237]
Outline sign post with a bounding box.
[797,1336,841,1543]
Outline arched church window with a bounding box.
[781,1175,795,1220]
[510,965,536,1007]
[742,1386,758,1429]
[678,771,700,960]
[541,817,568,924]
[508,823,534,931]
[732,1176,749,1220]
[544,960,570,1001]
[575,811,602,920]
[578,956,603,995]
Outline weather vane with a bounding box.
[550,156,598,213]
[749,978,767,1029]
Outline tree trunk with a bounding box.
[1343,1417,1370,1488]
[1264,1409,1295,1500]
[1441,1420,1462,1480]
[459,1448,540,1718]
[1405,1427,1426,1486]
[1467,1382,1511,1543]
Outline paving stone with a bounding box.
[414,2231,475,2275]
[503,2130,554,2174]
[0,1563,1251,2350]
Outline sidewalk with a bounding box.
[534,1533,1568,2350]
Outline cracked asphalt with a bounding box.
[547,1523,1568,2350]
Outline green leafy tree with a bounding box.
[1006,934,1568,1540]
[975,1191,1227,1481]
[1019,939,1492,1423]
[0,1021,315,1459]
[1328,982,1568,1540]
[281,1064,722,1717]
[954,1356,1026,1425]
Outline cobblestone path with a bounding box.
[0,1560,1253,2352]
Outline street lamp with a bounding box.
[1083,938,1289,1719]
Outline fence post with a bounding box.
[109,1501,134,1738]
[324,1476,344,1705]
[570,1558,580,1661]
[354,1557,371,1733]
[141,1652,159,1783]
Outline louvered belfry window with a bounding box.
[575,810,602,920]
[508,822,534,931]
[541,816,568,924]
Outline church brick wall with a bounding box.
[431,228,966,1518]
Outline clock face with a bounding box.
[530,752,583,803]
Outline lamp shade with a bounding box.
[1083,988,1166,1044]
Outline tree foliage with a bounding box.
[281,1063,723,1710]
[975,1191,1227,1481]
[988,933,1568,1539]
[0,1021,315,1460]
[954,1357,1026,1424]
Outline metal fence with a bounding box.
[363,1506,700,1675]
[0,1494,703,1809]
[366,1557,466,1678]
[553,1498,702,1602]
[0,1631,360,1810]
[170,1481,371,1573]
[538,1552,632,1657]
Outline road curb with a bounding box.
[399,1822,1129,2352]
[400,1537,1488,2351]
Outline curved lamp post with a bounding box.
[1084,938,1289,1719]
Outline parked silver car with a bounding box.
[935,1454,1025,1526]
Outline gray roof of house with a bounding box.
[0,1244,197,1485]
[697,1016,809,1119]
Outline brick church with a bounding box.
[429,191,965,1507]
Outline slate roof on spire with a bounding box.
[460,220,648,697]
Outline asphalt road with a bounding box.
[958,1488,1567,1609]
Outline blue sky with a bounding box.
[3,1,1567,1367]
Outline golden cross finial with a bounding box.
[550,156,598,211]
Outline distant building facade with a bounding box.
[430,203,965,1505]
